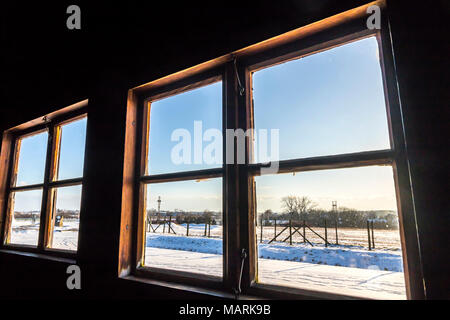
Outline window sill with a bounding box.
[0,248,76,264]
[121,275,264,300]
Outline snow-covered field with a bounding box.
[9,218,79,250]
[9,219,406,299]
[145,233,406,299]
[145,247,406,299]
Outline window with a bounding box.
[251,37,406,299]
[136,80,224,284]
[122,2,424,300]
[1,104,87,255]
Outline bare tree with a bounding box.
[281,195,316,220]
[297,196,317,216]
[281,196,298,216]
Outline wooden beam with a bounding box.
[249,150,394,176]
[118,90,139,277]
[140,168,223,184]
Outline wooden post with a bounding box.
[289,219,292,245]
[163,216,166,233]
[186,222,189,237]
[335,218,339,245]
[208,220,211,238]
[303,219,306,243]
[371,221,375,249]
[324,219,328,247]
[260,216,263,243]
[168,215,172,234]
[367,220,372,251]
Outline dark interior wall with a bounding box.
[386,1,449,300]
[0,0,448,299]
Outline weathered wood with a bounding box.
[367,220,372,251]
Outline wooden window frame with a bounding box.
[119,0,425,299]
[0,100,88,259]
[134,71,226,290]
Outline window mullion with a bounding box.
[37,124,56,250]
[377,17,425,299]
[223,60,254,295]
[237,62,254,293]
[223,61,240,292]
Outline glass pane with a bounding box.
[147,81,222,175]
[143,178,223,278]
[48,185,82,251]
[15,131,48,186]
[56,117,87,180]
[255,166,406,299]
[8,189,43,246]
[252,37,390,162]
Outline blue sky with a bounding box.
[14,118,86,211]
[14,36,397,213]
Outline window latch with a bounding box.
[233,248,248,300]
[233,56,245,96]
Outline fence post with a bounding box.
[324,219,328,247]
[371,221,375,249]
[335,218,339,245]
[303,219,306,243]
[260,216,263,243]
[367,220,372,251]
[289,219,292,245]
[208,220,211,237]
[186,222,189,237]
[168,215,172,234]
[163,216,166,233]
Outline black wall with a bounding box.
[0,0,448,299]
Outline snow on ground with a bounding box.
[145,233,406,299]
[145,247,406,300]
[9,219,78,250]
[259,242,403,272]
[146,234,403,272]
